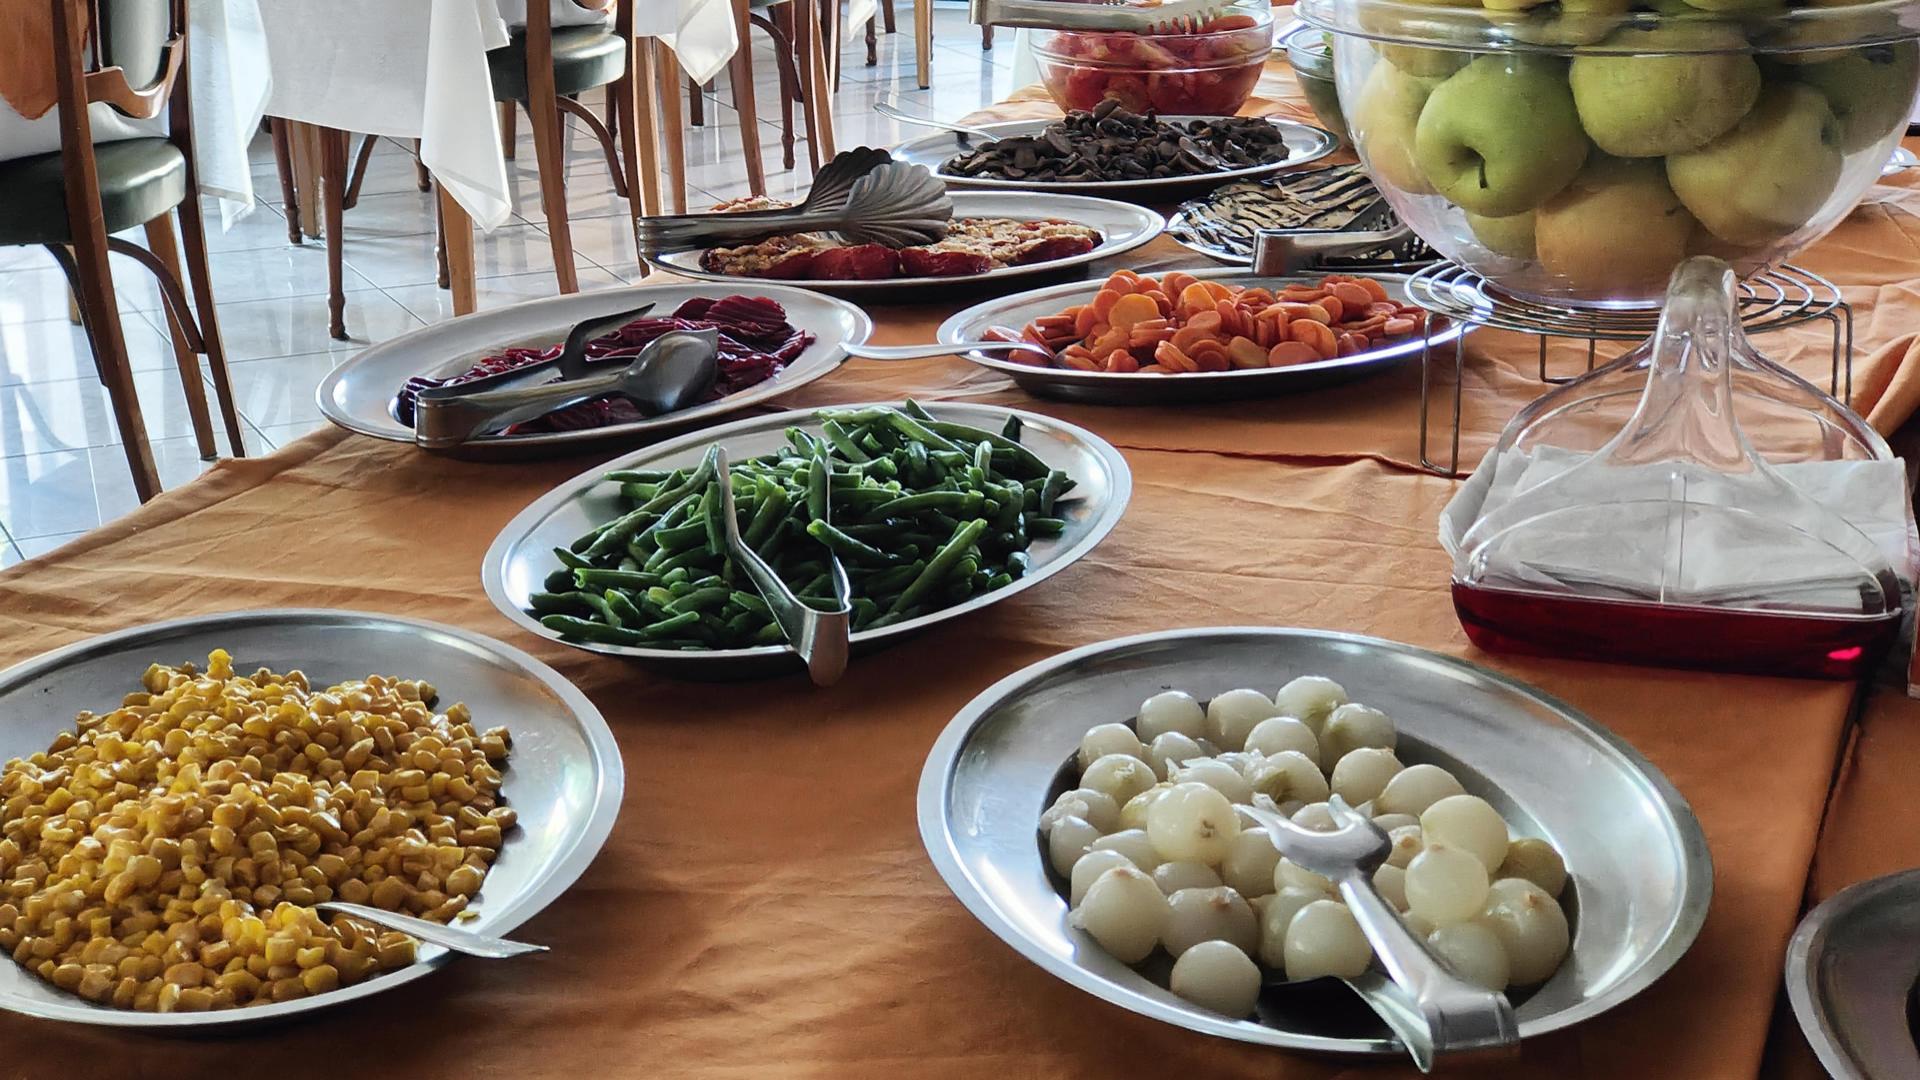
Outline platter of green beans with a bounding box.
[483,400,1132,677]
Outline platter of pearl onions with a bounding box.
[1046,682,1576,1019]
[918,628,1712,1055]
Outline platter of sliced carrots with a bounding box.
[937,269,1471,404]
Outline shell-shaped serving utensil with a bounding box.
[636,150,954,254]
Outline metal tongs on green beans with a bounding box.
[715,445,852,686]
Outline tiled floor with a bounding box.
[0,4,1016,566]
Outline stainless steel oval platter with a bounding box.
[917,627,1711,1057]
[0,610,624,1028]
[316,283,873,459]
[890,116,1339,201]
[1786,868,1920,1080]
[648,192,1166,299]
[938,268,1471,404]
[483,401,1131,678]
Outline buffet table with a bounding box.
[4,60,1920,1079]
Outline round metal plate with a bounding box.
[938,269,1472,404]
[315,283,873,459]
[648,192,1166,299]
[890,116,1339,202]
[1786,869,1920,1080]
[482,401,1132,679]
[917,627,1711,1055]
[0,610,624,1028]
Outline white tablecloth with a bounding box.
[638,0,739,85]
[258,0,514,230]
[0,0,272,230]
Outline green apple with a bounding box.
[1667,82,1844,245]
[1378,44,1469,79]
[1569,26,1761,156]
[1499,0,1634,47]
[1414,55,1591,216]
[1794,43,1920,152]
[1466,210,1539,259]
[1535,156,1697,293]
[1681,0,1784,13]
[1352,61,1443,195]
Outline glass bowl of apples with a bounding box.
[1296,0,1920,308]
[1032,2,1275,117]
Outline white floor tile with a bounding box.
[211,290,424,363]
[256,418,332,448]
[384,267,625,324]
[342,225,559,289]
[0,312,179,387]
[0,367,232,460]
[224,351,349,428]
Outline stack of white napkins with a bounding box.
[1439,447,1920,608]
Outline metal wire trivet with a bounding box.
[1409,262,1854,476]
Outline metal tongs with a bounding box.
[970,0,1225,33]
[1251,198,1417,276]
[1240,795,1519,1073]
[635,147,954,255]
[715,446,852,686]
[411,305,721,449]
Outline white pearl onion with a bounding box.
[1205,689,1281,751]
[1164,886,1259,957]
[1145,732,1207,781]
[1283,899,1372,981]
[1081,753,1158,807]
[1272,676,1348,735]
[1220,827,1281,898]
[1376,763,1466,818]
[1153,861,1224,895]
[1090,828,1164,872]
[1077,723,1147,773]
[1070,849,1138,908]
[1170,939,1263,1017]
[1136,691,1207,742]
[1072,865,1169,964]
[1320,702,1396,762]
[1420,794,1509,872]
[1243,716,1321,767]
[1329,747,1404,806]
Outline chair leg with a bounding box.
[437,184,477,315]
[269,119,302,244]
[653,40,688,214]
[729,0,767,197]
[982,23,993,49]
[413,138,431,192]
[632,42,663,218]
[142,218,217,459]
[797,0,837,166]
[866,12,877,66]
[321,127,349,340]
[528,83,581,293]
[500,102,517,160]
[914,0,931,89]
[289,122,323,237]
[46,243,161,501]
[342,134,379,210]
[556,97,629,197]
[435,198,450,289]
[613,64,649,279]
[171,198,247,458]
[882,0,894,34]
[688,76,704,127]
[752,12,801,171]
[822,0,842,90]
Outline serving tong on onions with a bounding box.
[1239,796,1519,1073]
[410,304,720,449]
[715,446,852,686]
[635,147,954,255]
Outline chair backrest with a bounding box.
[84,0,185,120]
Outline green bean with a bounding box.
[586,451,715,558]
[883,410,962,453]
[820,419,872,463]
[918,419,1049,479]
[1005,551,1030,579]
[553,547,592,571]
[665,586,732,615]
[867,491,971,519]
[604,590,647,627]
[1038,469,1069,517]
[806,455,830,523]
[1029,517,1067,538]
[891,518,989,614]
[540,612,701,645]
[743,485,790,547]
[1001,414,1023,440]
[729,591,773,617]
[530,591,594,615]
[701,480,727,556]
[652,520,709,554]
[573,568,665,591]
[542,568,575,593]
[605,468,675,484]
[805,520,898,566]
[618,482,656,503]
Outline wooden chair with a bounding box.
[650,0,836,214]
[485,0,643,294]
[0,0,246,502]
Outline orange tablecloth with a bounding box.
[3,58,1920,1080]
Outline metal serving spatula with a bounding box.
[635,148,954,254]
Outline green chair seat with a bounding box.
[488,25,627,103]
[0,138,186,246]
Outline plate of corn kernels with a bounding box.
[0,610,622,1026]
